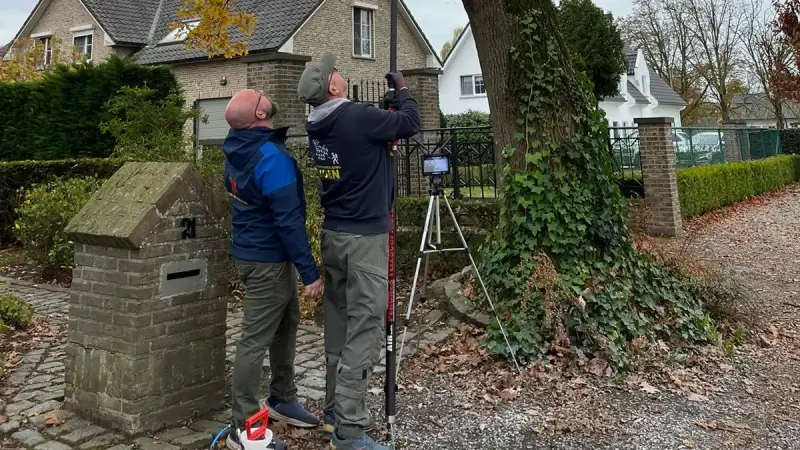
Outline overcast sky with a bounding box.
[0,0,633,55]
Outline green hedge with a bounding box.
[0,55,180,161]
[0,158,123,243]
[780,128,800,155]
[677,155,800,219]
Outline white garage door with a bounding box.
[196,98,231,145]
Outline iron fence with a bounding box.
[396,126,496,199]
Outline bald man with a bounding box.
[222,89,322,450]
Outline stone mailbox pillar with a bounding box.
[63,162,230,434]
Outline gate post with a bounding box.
[634,117,683,237]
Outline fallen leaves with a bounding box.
[44,412,64,427]
[0,416,7,425]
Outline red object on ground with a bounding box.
[245,408,270,441]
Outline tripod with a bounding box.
[396,175,522,375]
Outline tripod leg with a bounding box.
[397,194,437,372]
[418,204,436,301]
[441,195,523,375]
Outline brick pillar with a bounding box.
[402,68,442,196]
[722,120,746,163]
[634,117,683,237]
[245,53,311,139]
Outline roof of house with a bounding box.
[622,44,637,76]
[730,93,800,121]
[136,0,322,65]
[14,0,440,66]
[604,46,686,107]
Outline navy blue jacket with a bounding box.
[222,126,319,286]
[305,89,420,235]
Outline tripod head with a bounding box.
[427,175,446,197]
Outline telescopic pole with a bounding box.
[385,0,399,447]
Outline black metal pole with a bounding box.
[385,0,399,445]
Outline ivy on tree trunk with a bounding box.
[462,0,715,367]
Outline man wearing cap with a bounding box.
[297,54,420,450]
[222,89,324,450]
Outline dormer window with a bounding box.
[159,20,200,45]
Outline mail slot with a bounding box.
[160,259,208,298]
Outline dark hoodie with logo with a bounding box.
[305,89,420,235]
[222,126,319,286]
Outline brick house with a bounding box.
[10,0,443,145]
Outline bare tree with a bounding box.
[619,0,709,123]
[741,0,792,128]
[685,0,746,120]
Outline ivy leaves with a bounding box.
[479,8,714,370]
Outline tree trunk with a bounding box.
[463,0,582,173]
[458,0,712,366]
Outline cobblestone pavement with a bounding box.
[0,279,455,449]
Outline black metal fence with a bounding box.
[305,78,389,115]
[396,126,497,199]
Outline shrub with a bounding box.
[100,85,201,163]
[14,177,103,268]
[0,158,123,243]
[443,110,491,128]
[0,290,34,332]
[0,55,180,161]
[780,128,800,155]
[677,155,800,219]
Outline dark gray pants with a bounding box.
[322,229,388,439]
[231,260,299,428]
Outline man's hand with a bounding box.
[302,278,324,299]
[385,72,406,90]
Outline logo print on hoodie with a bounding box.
[313,139,341,180]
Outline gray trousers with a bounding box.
[231,260,299,429]
[322,229,388,439]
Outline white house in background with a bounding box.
[438,25,687,127]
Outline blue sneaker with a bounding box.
[226,427,286,450]
[330,431,387,450]
[267,395,320,428]
[322,412,375,439]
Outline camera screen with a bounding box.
[422,155,450,175]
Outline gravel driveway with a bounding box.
[340,185,800,450]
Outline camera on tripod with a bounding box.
[421,154,450,177]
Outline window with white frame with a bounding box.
[73,34,92,60]
[37,36,52,68]
[460,75,486,96]
[353,7,374,58]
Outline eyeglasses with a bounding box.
[254,92,263,119]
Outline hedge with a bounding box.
[0,55,180,162]
[0,158,123,243]
[677,154,800,219]
[781,128,800,155]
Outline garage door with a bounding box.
[196,98,231,146]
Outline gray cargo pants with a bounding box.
[321,229,389,440]
[231,260,299,429]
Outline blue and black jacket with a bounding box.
[222,126,319,286]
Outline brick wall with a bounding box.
[245,54,312,135]
[292,0,430,83]
[635,117,683,237]
[27,0,130,62]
